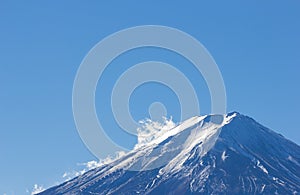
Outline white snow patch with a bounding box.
[260,184,266,193]
[288,155,300,166]
[257,160,268,174]
[272,177,285,186]
[221,150,229,161]
[224,112,237,124]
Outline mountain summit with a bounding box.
[39,112,300,195]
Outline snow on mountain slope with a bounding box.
[38,112,300,195]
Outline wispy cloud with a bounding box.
[135,117,176,148]
[62,151,127,181]
[31,184,45,195]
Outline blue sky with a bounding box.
[1,1,300,194]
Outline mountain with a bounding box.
[38,112,300,195]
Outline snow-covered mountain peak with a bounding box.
[38,112,300,195]
[136,112,237,150]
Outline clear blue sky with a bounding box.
[1,1,299,194]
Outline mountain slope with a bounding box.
[38,112,300,195]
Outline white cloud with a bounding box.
[62,151,127,182]
[135,116,176,149]
[31,184,45,195]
